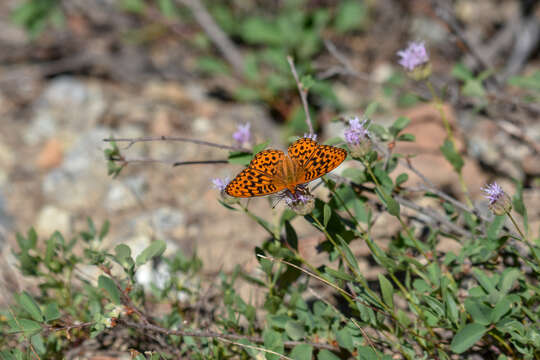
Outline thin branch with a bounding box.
[173,160,229,167]
[287,56,314,135]
[103,136,250,152]
[175,0,245,76]
[120,319,340,351]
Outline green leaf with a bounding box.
[44,303,60,322]
[285,320,305,341]
[512,181,528,231]
[252,141,270,154]
[99,220,110,240]
[98,275,122,304]
[364,102,379,117]
[263,328,284,360]
[17,292,43,322]
[323,203,331,227]
[396,133,415,142]
[491,297,511,323]
[228,151,253,166]
[465,298,491,325]
[498,268,521,295]
[336,328,354,351]
[376,189,400,217]
[336,234,359,272]
[335,0,367,32]
[289,344,313,360]
[31,334,46,355]
[507,70,540,91]
[284,221,298,250]
[242,17,283,45]
[389,116,410,136]
[135,240,166,266]
[158,0,176,17]
[395,173,408,186]
[197,56,230,75]
[317,349,341,360]
[440,139,464,173]
[450,323,487,354]
[378,274,394,309]
[8,318,42,335]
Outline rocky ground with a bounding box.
[0,0,539,307]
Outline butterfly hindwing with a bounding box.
[225,150,286,197]
[300,143,347,182]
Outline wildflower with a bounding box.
[304,133,318,141]
[212,177,238,205]
[233,123,251,147]
[282,185,315,215]
[344,116,371,158]
[482,182,512,215]
[212,177,229,192]
[397,42,431,80]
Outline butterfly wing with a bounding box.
[225,150,286,197]
[288,138,347,183]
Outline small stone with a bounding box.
[36,206,71,237]
[105,176,147,213]
[36,138,63,170]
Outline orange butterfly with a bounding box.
[225,137,347,198]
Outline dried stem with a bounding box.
[287,56,314,135]
[175,0,245,76]
[103,135,250,152]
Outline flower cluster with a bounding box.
[232,123,251,147]
[397,42,429,71]
[482,182,512,215]
[212,177,229,192]
[344,117,371,158]
[304,133,318,141]
[397,41,431,80]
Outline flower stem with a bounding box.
[507,211,540,264]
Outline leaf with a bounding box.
[335,0,367,32]
[263,328,284,360]
[242,17,283,45]
[364,102,379,117]
[284,221,298,250]
[17,292,43,322]
[285,320,305,341]
[336,234,360,272]
[450,323,487,354]
[395,173,408,187]
[98,275,122,304]
[389,116,410,136]
[252,141,270,154]
[135,240,166,266]
[8,318,42,335]
[376,189,400,217]
[44,303,60,322]
[465,298,492,325]
[440,139,464,173]
[498,268,521,295]
[289,344,313,360]
[323,203,331,227]
[336,328,354,351]
[317,349,341,360]
[397,133,415,142]
[378,274,394,309]
[491,297,511,323]
[228,151,252,165]
[512,181,528,231]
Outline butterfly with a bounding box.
[225,137,347,198]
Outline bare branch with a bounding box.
[104,136,250,152]
[287,56,314,135]
[175,0,245,76]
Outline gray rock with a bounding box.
[42,127,111,211]
[105,176,147,213]
[25,77,107,145]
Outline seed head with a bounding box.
[482,182,512,215]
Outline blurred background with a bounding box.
[0,0,539,302]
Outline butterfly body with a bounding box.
[225,138,346,198]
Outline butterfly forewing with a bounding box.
[225,150,286,197]
[287,138,319,167]
[298,144,347,183]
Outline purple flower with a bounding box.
[344,117,370,145]
[233,123,251,146]
[481,182,504,205]
[212,177,229,192]
[482,182,512,215]
[304,133,318,141]
[397,42,429,71]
